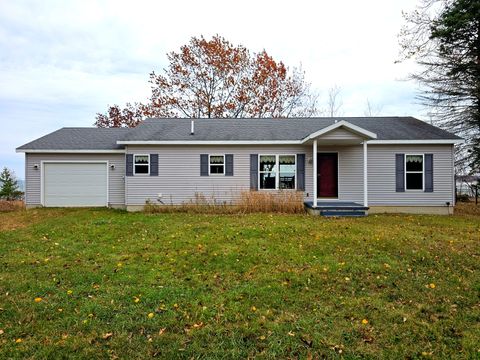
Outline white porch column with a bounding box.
[363,140,368,207]
[313,139,318,208]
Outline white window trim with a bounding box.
[133,154,150,176]
[208,154,225,175]
[258,154,297,191]
[405,153,424,191]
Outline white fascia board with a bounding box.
[301,120,377,143]
[367,139,463,145]
[117,140,303,145]
[16,149,126,153]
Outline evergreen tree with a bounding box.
[0,167,23,200]
[399,0,480,172]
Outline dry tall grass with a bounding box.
[237,191,305,214]
[144,191,305,214]
[455,201,480,216]
[0,200,25,212]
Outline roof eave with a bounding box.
[116,140,303,145]
[15,149,126,153]
[367,139,463,144]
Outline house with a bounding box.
[16,117,462,214]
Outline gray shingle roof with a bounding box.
[17,127,130,151]
[123,117,460,142]
[17,117,461,151]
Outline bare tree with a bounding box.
[363,98,383,117]
[326,85,343,117]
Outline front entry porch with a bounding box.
[301,120,378,216]
[304,201,369,217]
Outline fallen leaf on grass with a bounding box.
[34,297,43,303]
[102,332,113,340]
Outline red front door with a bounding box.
[317,153,338,197]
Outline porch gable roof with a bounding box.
[300,120,377,143]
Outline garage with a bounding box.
[43,162,108,207]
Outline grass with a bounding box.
[0,207,479,359]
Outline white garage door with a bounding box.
[43,162,108,207]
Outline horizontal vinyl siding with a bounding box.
[25,153,125,206]
[320,128,364,141]
[125,145,364,205]
[367,145,454,206]
[316,146,364,203]
[126,146,312,205]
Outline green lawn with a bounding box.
[0,208,479,359]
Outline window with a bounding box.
[259,155,296,190]
[279,155,296,189]
[259,155,277,189]
[134,154,149,175]
[209,155,225,175]
[405,154,423,190]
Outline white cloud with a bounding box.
[0,0,423,178]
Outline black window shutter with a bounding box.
[425,154,433,192]
[395,154,405,192]
[250,154,258,190]
[225,154,234,176]
[200,154,209,176]
[150,154,158,176]
[126,154,133,176]
[296,154,305,191]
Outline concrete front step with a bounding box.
[304,201,369,217]
[321,210,367,217]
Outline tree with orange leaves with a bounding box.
[95,35,317,127]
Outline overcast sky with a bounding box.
[0,0,424,179]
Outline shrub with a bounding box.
[456,193,470,202]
